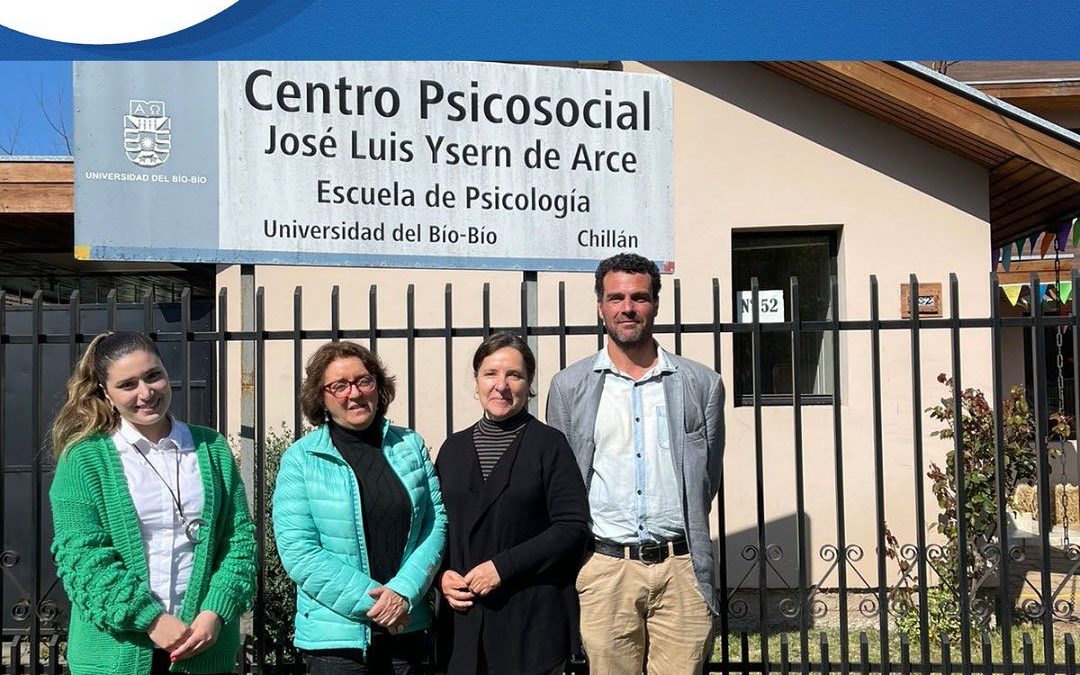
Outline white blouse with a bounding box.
[112,417,204,615]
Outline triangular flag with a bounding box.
[1030,232,1042,252]
[1072,217,1080,247]
[1040,231,1055,257]
[1015,239,1026,259]
[1061,281,1073,305]
[992,247,1001,270]
[1003,284,1024,306]
[1057,220,1071,252]
[1001,246,1013,271]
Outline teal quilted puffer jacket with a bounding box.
[271,420,447,651]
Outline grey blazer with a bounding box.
[546,349,725,613]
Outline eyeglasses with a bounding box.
[323,376,377,398]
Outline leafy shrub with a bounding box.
[887,375,1070,644]
[893,585,961,646]
[260,425,300,650]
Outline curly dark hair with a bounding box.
[593,253,661,301]
[300,341,396,426]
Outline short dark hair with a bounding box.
[472,332,537,395]
[594,253,661,301]
[301,341,396,426]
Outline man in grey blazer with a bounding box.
[547,253,724,675]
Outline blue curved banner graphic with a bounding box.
[0,0,1079,59]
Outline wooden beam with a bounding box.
[993,182,1080,226]
[996,271,1067,284]
[0,162,73,184]
[996,260,1071,274]
[807,62,1080,183]
[992,191,1080,246]
[990,159,1048,194]
[0,184,73,212]
[977,82,1080,100]
[990,170,1070,212]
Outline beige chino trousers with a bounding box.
[576,551,714,675]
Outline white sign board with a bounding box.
[736,290,785,323]
[75,61,675,272]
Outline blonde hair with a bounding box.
[50,332,162,456]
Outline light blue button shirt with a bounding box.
[590,346,686,545]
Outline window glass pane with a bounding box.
[732,231,837,402]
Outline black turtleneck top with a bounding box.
[328,418,411,588]
[472,407,529,480]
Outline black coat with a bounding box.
[434,414,589,675]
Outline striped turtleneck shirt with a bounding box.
[473,408,529,480]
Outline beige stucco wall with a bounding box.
[218,62,997,588]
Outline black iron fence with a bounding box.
[2,271,1080,674]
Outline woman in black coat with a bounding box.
[435,332,589,675]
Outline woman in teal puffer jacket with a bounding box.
[272,341,446,675]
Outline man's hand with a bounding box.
[147,613,190,652]
[367,587,408,630]
[439,570,475,611]
[169,610,222,661]
[463,560,501,597]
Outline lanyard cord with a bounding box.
[134,442,187,523]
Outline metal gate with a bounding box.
[0,292,215,641]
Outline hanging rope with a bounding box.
[1053,239,1071,545]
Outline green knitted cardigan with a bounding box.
[49,425,256,675]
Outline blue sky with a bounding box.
[0,61,73,156]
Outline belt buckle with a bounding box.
[639,542,666,565]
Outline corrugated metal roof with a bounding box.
[0,156,73,162]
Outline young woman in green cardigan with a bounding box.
[48,332,256,675]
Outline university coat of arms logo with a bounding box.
[124,100,171,167]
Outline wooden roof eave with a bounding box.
[760,61,1080,248]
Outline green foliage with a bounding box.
[260,424,299,650]
[925,375,1054,572]
[887,374,1071,645]
[893,585,962,646]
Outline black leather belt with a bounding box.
[589,538,689,564]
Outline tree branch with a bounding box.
[0,105,23,155]
[33,78,72,155]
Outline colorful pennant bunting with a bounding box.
[1039,231,1055,257]
[1001,246,1012,271]
[1056,220,1071,252]
[1002,284,1023,306]
[999,280,1075,308]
